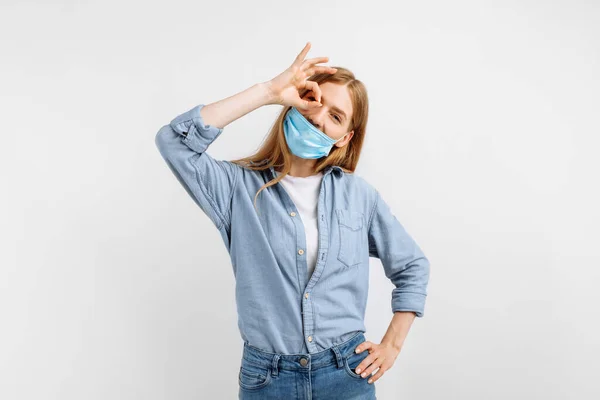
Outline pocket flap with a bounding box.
[336,209,364,231]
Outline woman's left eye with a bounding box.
[332,115,340,122]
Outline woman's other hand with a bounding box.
[265,42,337,110]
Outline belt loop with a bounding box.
[271,354,281,376]
[331,346,344,369]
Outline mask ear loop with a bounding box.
[334,131,350,143]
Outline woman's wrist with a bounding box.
[258,80,279,106]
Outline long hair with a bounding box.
[230,66,369,212]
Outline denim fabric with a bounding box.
[154,104,430,355]
[238,331,376,399]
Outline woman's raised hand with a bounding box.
[265,42,337,110]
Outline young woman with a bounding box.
[155,42,430,400]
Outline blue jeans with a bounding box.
[238,331,377,399]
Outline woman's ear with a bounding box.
[336,130,354,147]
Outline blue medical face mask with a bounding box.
[283,107,350,159]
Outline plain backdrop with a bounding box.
[2,1,599,399]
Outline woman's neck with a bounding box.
[282,155,318,177]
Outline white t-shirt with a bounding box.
[275,170,323,280]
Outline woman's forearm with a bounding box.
[199,82,276,130]
[381,311,416,351]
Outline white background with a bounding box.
[2,1,599,399]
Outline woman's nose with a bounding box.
[307,110,325,130]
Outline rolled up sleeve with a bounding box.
[155,104,239,235]
[367,191,431,317]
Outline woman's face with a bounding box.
[299,82,354,148]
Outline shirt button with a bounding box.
[290,212,296,217]
[305,292,309,299]
[298,249,304,255]
[307,336,313,342]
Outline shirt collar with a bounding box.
[262,162,342,178]
[323,165,343,176]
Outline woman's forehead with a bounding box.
[312,82,353,119]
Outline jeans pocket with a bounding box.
[336,209,365,268]
[238,361,272,390]
[343,350,370,379]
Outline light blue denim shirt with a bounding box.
[155,104,430,355]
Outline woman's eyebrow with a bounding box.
[319,95,348,120]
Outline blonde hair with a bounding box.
[230,66,369,212]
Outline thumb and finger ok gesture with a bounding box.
[266,42,337,110]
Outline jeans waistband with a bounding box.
[241,331,366,373]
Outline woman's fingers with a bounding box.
[283,42,335,109]
[302,56,329,68]
[304,65,338,77]
[304,81,322,104]
[294,81,322,110]
[294,44,332,70]
[298,97,323,111]
[294,42,312,65]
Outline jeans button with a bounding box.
[300,357,308,367]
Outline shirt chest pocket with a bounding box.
[335,209,366,269]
